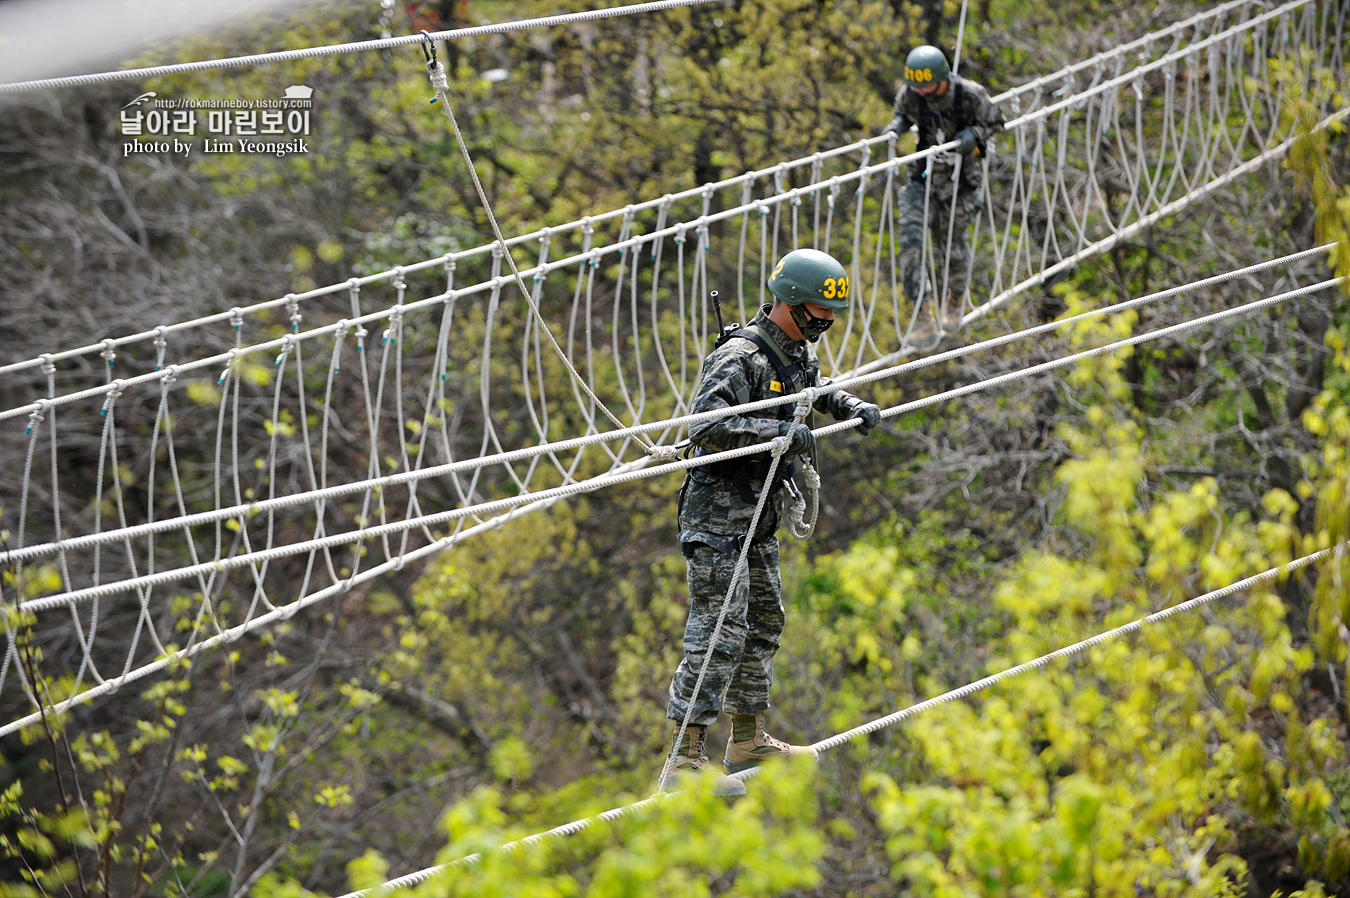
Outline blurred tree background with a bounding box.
[2,0,1350,896]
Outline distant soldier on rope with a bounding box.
[882,44,1005,338]
[660,248,882,795]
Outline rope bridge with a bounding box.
[0,0,1345,742]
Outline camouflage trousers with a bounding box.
[898,177,983,304]
[666,538,785,727]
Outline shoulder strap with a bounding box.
[729,325,810,403]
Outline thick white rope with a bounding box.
[0,0,725,95]
[334,542,1340,898]
[6,278,1319,738]
[5,259,1335,571]
[7,278,1336,623]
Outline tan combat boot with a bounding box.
[658,724,746,797]
[723,713,819,773]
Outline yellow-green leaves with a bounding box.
[413,758,821,898]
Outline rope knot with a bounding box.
[40,353,56,376]
[100,339,117,369]
[382,308,403,345]
[230,308,244,332]
[332,321,350,372]
[785,458,820,540]
[793,388,817,420]
[276,335,295,364]
[220,349,237,384]
[286,293,302,331]
[24,400,49,435]
[646,444,682,461]
[102,380,126,416]
[800,458,821,491]
[427,58,450,94]
[162,365,180,387]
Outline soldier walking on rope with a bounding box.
[660,248,882,794]
[883,44,1005,337]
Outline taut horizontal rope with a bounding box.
[2,246,1333,567]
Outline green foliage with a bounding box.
[854,284,1350,895]
[388,758,822,898]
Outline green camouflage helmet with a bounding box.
[767,248,850,310]
[904,44,950,88]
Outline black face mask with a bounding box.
[790,304,834,342]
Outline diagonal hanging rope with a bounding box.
[421,48,656,452]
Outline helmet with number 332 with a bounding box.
[767,248,850,311]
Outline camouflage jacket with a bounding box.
[678,306,861,547]
[884,74,1005,189]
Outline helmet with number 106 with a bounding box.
[767,248,850,311]
[903,44,950,88]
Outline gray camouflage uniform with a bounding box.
[667,306,867,727]
[884,74,1005,304]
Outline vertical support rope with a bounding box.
[423,54,654,452]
